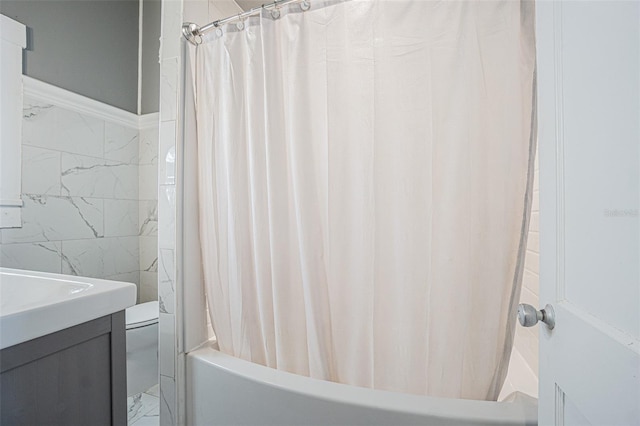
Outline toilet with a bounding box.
[125,301,159,396]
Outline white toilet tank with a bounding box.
[125,301,159,396]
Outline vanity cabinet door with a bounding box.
[0,312,127,426]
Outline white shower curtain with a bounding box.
[195,0,536,400]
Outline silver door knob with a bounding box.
[517,303,555,330]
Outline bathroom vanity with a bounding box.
[0,268,136,426]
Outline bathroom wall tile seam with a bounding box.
[21,148,138,166]
[1,236,142,273]
[21,146,140,175]
[2,197,141,239]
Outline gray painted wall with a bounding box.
[141,0,160,114]
[1,0,140,113]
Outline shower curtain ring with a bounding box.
[271,7,281,19]
[236,15,245,30]
[300,1,310,11]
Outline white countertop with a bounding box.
[0,267,137,350]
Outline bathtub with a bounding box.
[186,345,537,426]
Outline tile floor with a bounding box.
[128,384,160,426]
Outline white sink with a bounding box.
[0,267,137,350]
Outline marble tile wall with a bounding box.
[139,125,160,302]
[157,2,243,424]
[0,93,159,304]
[157,0,182,422]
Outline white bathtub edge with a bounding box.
[187,345,537,426]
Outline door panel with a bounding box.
[560,0,640,340]
[537,1,640,425]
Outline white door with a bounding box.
[536,1,640,425]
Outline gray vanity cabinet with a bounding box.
[0,312,127,426]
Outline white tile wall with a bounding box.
[22,98,104,157]
[21,146,61,195]
[158,248,175,315]
[56,109,105,156]
[160,59,179,123]
[160,0,183,61]
[138,121,159,303]
[105,199,140,237]
[0,241,63,273]
[140,126,160,165]
[140,270,160,303]
[159,122,177,185]
[107,271,141,285]
[0,88,159,305]
[139,200,159,236]
[1,195,104,243]
[140,237,159,273]
[61,153,139,200]
[158,1,185,423]
[156,2,243,423]
[139,165,159,200]
[159,375,177,426]
[61,236,140,277]
[159,312,176,377]
[158,185,176,251]
[20,100,56,147]
[105,122,140,164]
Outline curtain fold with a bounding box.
[195,0,536,400]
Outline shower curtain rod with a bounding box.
[182,0,311,44]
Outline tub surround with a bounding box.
[0,77,159,302]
